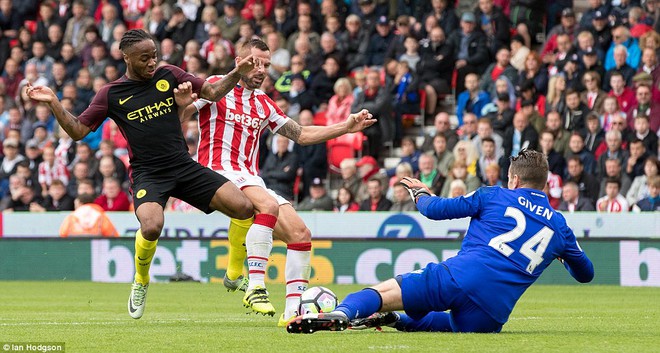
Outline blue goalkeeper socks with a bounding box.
[334,288,382,320]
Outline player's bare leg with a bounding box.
[371,279,404,311]
[239,186,279,316]
[348,279,404,330]
[210,183,255,292]
[272,204,312,326]
[129,202,165,319]
[208,182,254,220]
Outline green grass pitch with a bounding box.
[1,282,658,352]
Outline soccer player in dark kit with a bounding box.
[26,29,257,320]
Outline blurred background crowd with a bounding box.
[0,0,659,218]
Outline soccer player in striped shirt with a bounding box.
[177,38,375,325]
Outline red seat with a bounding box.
[327,132,364,174]
[327,142,354,174]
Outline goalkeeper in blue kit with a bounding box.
[287,149,594,334]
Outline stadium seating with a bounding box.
[327,132,365,175]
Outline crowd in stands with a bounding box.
[1,0,659,217]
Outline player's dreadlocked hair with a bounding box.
[119,29,153,52]
[509,149,548,190]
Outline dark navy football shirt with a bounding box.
[79,65,205,170]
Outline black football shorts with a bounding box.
[131,158,229,214]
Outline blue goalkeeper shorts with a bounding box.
[396,262,503,333]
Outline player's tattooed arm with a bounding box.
[200,70,241,101]
[199,55,257,101]
[277,120,303,143]
[25,83,91,140]
[56,109,92,140]
[278,109,376,145]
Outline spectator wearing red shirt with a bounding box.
[122,0,151,29]
[1,58,24,99]
[629,7,653,38]
[334,187,360,213]
[199,24,235,60]
[240,0,274,21]
[359,177,392,211]
[607,71,636,113]
[94,177,130,211]
[627,84,660,132]
[540,9,578,66]
[480,48,518,99]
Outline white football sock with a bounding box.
[246,214,276,291]
[284,242,312,318]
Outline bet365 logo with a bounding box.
[226,111,261,128]
[377,214,424,238]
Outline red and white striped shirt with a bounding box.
[38,161,70,187]
[546,172,563,209]
[596,195,629,213]
[193,75,290,175]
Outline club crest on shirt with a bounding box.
[156,80,170,92]
[256,104,265,116]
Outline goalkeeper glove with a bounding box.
[398,177,432,203]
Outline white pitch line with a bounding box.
[368,346,411,350]
[0,317,264,326]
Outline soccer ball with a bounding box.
[298,286,338,314]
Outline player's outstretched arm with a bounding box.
[413,184,485,221]
[199,54,257,102]
[277,109,376,145]
[26,83,91,140]
[561,256,594,283]
[558,232,595,283]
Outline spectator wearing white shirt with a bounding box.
[596,177,630,212]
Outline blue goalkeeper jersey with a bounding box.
[416,186,594,324]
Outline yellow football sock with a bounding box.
[134,229,158,285]
[227,217,252,280]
